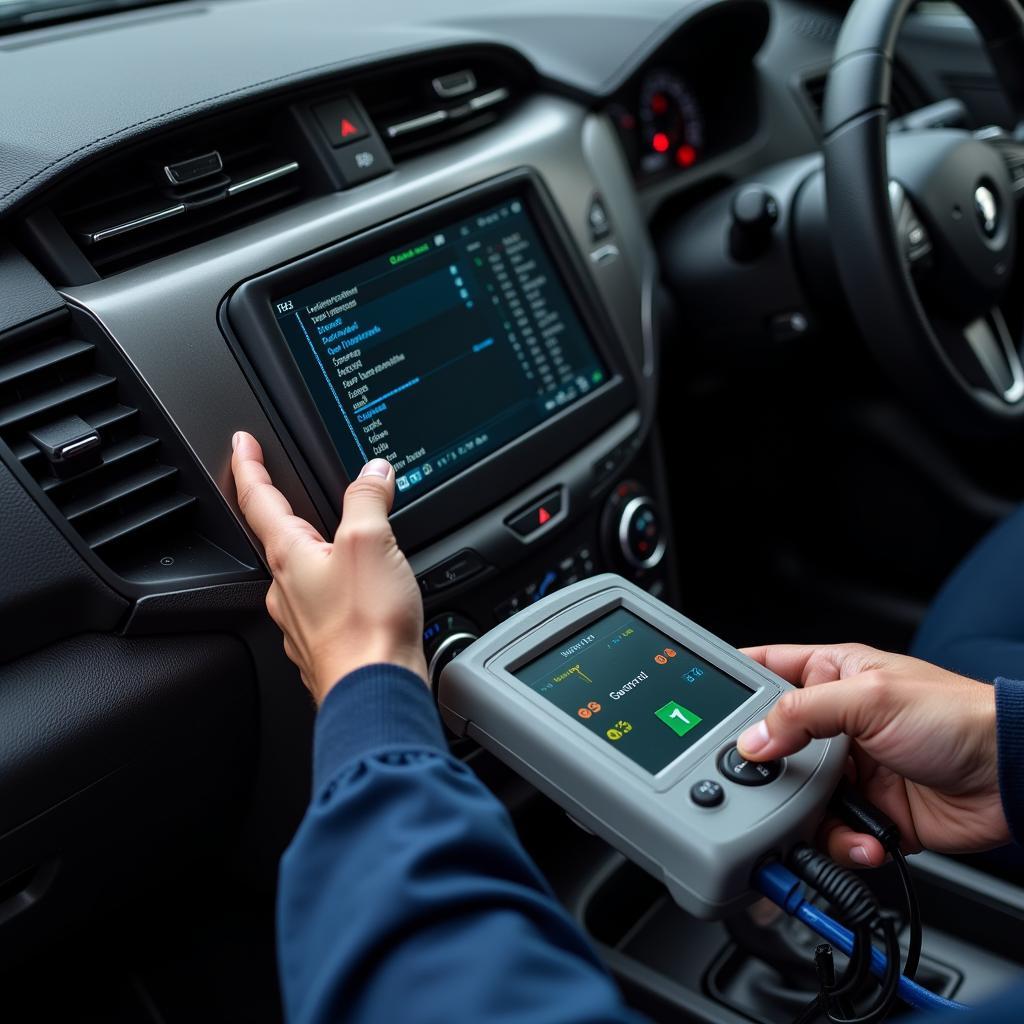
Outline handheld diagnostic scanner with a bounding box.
[437,574,849,920]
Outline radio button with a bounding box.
[420,549,485,593]
[719,746,781,786]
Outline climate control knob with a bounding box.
[619,496,666,569]
[603,481,666,573]
[423,612,479,691]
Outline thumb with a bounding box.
[737,676,883,761]
[338,459,395,537]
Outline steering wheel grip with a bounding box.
[823,0,1024,430]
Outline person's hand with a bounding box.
[737,644,1007,867]
[230,431,428,703]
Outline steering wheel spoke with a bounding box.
[963,307,1024,404]
[933,306,1024,405]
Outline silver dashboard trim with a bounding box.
[62,96,657,556]
[88,203,187,244]
[387,110,448,138]
[468,87,509,111]
[227,161,301,195]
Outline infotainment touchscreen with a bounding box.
[514,609,754,774]
[272,196,608,509]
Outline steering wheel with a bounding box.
[824,0,1024,431]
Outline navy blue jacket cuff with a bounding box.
[312,664,447,791]
[994,677,1024,845]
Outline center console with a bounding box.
[225,169,676,681]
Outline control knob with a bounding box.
[730,185,779,261]
[603,481,666,573]
[423,612,479,691]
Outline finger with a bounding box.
[231,432,324,566]
[736,674,885,761]
[337,459,396,541]
[740,644,884,687]
[819,821,887,869]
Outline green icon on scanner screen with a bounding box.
[655,700,702,738]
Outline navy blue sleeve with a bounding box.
[276,663,644,1024]
[995,677,1024,845]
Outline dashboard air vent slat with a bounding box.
[0,320,199,570]
[0,373,116,430]
[61,462,179,523]
[364,63,515,162]
[0,338,93,388]
[84,492,197,551]
[48,108,308,277]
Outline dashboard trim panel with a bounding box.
[62,96,656,560]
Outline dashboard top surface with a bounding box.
[0,0,747,216]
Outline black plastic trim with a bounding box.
[0,307,263,599]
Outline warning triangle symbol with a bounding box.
[538,507,552,525]
[340,118,359,138]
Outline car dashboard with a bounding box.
[2,0,1021,1018]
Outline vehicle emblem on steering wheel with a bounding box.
[974,184,999,238]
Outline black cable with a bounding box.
[892,848,921,980]
[787,845,902,1024]
[830,780,922,981]
[828,923,871,1017]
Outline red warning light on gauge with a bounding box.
[675,144,697,168]
[651,131,670,154]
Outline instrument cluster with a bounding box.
[609,69,708,179]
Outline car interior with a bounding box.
[2,0,1024,1020]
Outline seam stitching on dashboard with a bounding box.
[0,41,440,204]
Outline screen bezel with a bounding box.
[488,589,780,791]
[225,170,636,550]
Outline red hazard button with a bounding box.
[312,96,369,147]
[506,490,563,538]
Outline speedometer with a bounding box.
[638,70,705,175]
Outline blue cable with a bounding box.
[755,861,969,1013]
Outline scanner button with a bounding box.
[719,746,781,786]
[690,779,724,808]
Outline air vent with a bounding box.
[800,64,924,129]
[49,109,307,277]
[0,312,255,587]
[364,62,516,161]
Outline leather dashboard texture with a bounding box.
[0,0,729,216]
[0,246,63,334]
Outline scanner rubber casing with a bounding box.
[438,574,848,919]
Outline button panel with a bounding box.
[718,746,782,786]
[493,544,595,621]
